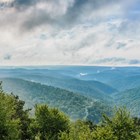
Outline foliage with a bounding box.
[102,108,138,140]
[92,126,117,140]
[114,86,140,117]
[59,120,94,140]
[1,78,112,122]
[11,94,32,140]
[1,82,140,140]
[59,108,140,140]
[32,105,70,140]
[0,82,20,140]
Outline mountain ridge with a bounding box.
[0,77,112,123]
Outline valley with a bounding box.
[0,66,140,122]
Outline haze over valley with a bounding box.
[0,66,140,123]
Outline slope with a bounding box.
[19,76,116,102]
[114,86,140,117]
[108,75,140,91]
[0,78,112,123]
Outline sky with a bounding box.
[0,0,140,66]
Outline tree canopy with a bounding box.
[0,82,140,140]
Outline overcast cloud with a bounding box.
[0,0,140,66]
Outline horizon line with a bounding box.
[0,64,140,68]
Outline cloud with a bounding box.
[89,57,127,65]
[129,59,140,65]
[116,42,127,50]
[3,54,12,60]
[0,0,123,31]
[13,0,36,7]
[0,0,140,66]
[62,0,116,22]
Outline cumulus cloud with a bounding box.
[0,0,140,66]
[0,0,122,30]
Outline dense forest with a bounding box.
[1,78,112,123]
[1,82,140,140]
[1,67,140,120]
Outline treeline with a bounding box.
[0,83,140,140]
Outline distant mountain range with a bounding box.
[114,86,140,117]
[0,78,111,123]
[109,75,140,91]
[0,66,140,122]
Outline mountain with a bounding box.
[15,74,116,102]
[0,66,140,121]
[74,66,140,84]
[0,68,117,103]
[114,86,140,117]
[0,78,112,123]
[108,75,140,91]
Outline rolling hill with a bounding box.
[109,75,140,91]
[0,78,112,123]
[114,86,140,117]
[15,74,117,102]
[0,68,117,103]
[0,66,140,121]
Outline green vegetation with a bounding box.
[1,78,112,123]
[59,108,139,140]
[0,82,31,140]
[15,74,117,101]
[109,75,140,91]
[114,86,140,117]
[1,82,140,140]
[33,105,69,140]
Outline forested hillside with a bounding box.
[0,66,140,121]
[0,83,140,140]
[15,74,116,102]
[1,78,111,122]
[114,86,140,117]
[109,75,140,91]
[0,68,117,102]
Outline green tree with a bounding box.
[60,108,140,140]
[0,82,20,140]
[92,126,117,140]
[11,94,32,140]
[102,108,139,140]
[33,104,70,140]
[59,120,93,140]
